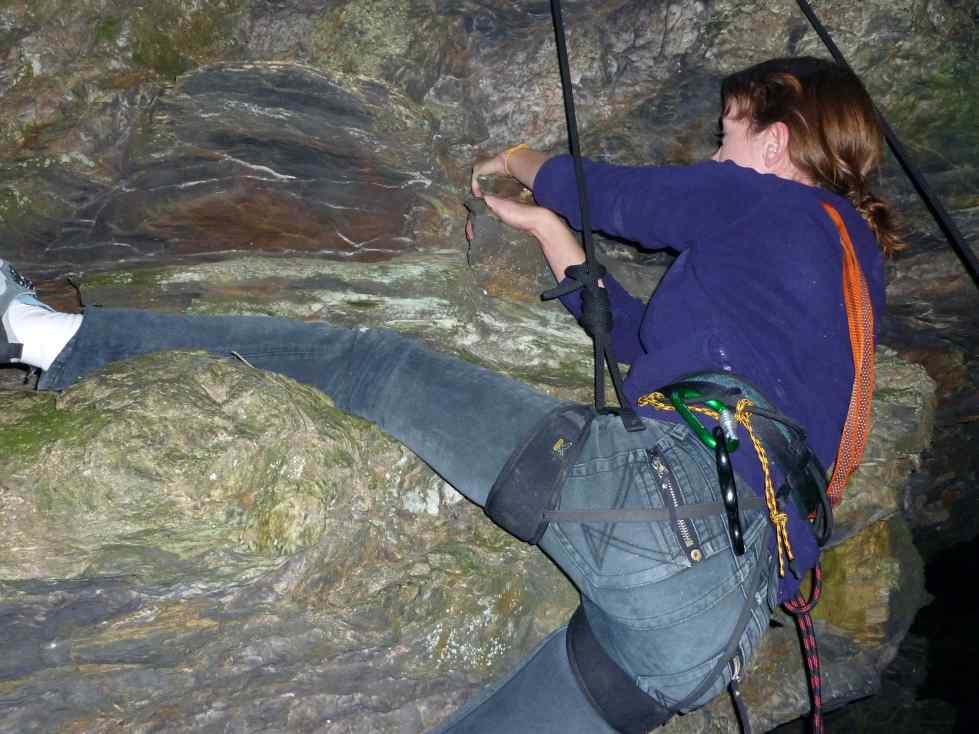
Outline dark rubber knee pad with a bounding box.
[484,402,594,543]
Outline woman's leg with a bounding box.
[36,307,776,732]
[36,306,617,732]
[39,307,563,506]
[434,626,616,733]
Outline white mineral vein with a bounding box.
[221,155,296,181]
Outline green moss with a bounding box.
[324,447,356,468]
[345,298,382,310]
[17,120,54,150]
[131,1,241,81]
[82,270,134,287]
[816,516,924,646]
[0,174,70,235]
[0,393,109,463]
[83,266,173,291]
[928,59,979,153]
[95,15,123,45]
[132,24,192,80]
[470,338,592,390]
[246,485,327,555]
[311,0,412,78]
[0,186,31,224]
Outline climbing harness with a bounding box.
[564,605,674,733]
[640,380,832,734]
[486,396,774,733]
[638,203,873,732]
[485,401,594,544]
[795,0,979,291]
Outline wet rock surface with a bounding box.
[1,0,976,731]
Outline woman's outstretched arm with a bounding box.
[471,146,552,197]
[475,196,646,364]
[481,195,584,281]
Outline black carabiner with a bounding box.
[714,426,745,556]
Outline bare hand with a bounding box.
[470,153,506,198]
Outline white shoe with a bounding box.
[0,259,36,363]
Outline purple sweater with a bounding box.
[534,156,885,601]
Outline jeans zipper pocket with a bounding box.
[647,448,704,564]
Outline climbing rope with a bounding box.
[795,0,979,291]
[821,201,875,506]
[784,564,826,734]
[637,392,796,577]
[543,0,644,432]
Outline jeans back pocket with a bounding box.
[545,446,694,598]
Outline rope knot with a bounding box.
[542,262,612,339]
[735,398,752,424]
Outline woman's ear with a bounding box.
[762,121,790,169]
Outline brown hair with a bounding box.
[721,57,904,255]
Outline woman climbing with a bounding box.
[449,55,896,732]
[0,56,897,733]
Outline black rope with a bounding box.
[547,0,596,268]
[795,0,979,291]
[543,0,644,432]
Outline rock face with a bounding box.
[0,326,936,733]
[0,352,579,732]
[0,0,974,732]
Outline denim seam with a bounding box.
[223,347,327,358]
[598,534,771,631]
[565,447,649,477]
[552,483,768,601]
[639,571,770,688]
[638,646,733,684]
[593,567,745,631]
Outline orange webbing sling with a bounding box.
[820,201,876,506]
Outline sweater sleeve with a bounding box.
[534,156,764,252]
[558,271,647,365]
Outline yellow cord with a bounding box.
[502,143,529,177]
[636,392,795,576]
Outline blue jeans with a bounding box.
[40,309,776,733]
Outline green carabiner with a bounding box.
[669,387,739,452]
